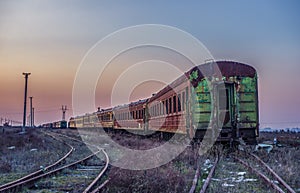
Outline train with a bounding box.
[45,61,259,144]
[41,120,67,129]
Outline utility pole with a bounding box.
[32,107,35,127]
[22,72,31,133]
[61,105,67,121]
[29,96,33,127]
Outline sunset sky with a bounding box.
[0,1,299,128]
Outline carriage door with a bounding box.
[217,83,234,128]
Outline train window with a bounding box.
[185,87,189,106]
[141,109,144,119]
[182,92,185,111]
[158,103,161,116]
[178,94,181,112]
[173,96,176,113]
[158,103,160,116]
[169,98,172,114]
[152,105,155,117]
[165,100,168,114]
[153,106,155,116]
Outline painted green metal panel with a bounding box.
[190,77,213,129]
[240,112,257,122]
[240,77,256,92]
[193,113,211,122]
[189,73,258,131]
[239,102,256,112]
[239,76,258,127]
[240,93,255,102]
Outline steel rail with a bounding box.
[0,150,100,192]
[47,131,111,193]
[249,153,296,193]
[83,149,110,193]
[0,132,74,190]
[189,159,201,193]
[199,156,219,193]
[90,179,110,193]
[234,156,285,193]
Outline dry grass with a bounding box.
[1,128,298,192]
[0,128,69,184]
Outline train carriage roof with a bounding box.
[149,61,257,102]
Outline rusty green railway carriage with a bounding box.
[189,61,259,144]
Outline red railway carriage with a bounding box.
[113,99,148,130]
[146,77,190,135]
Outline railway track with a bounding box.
[48,130,111,192]
[189,155,219,193]
[188,145,296,193]
[0,132,74,192]
[234,151,296,193]
[0,130,110,193]
[188,144,221,193]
